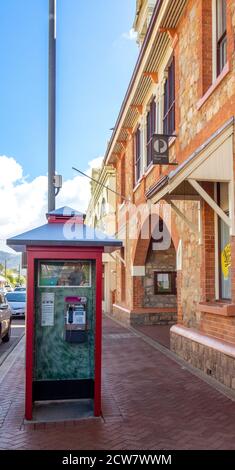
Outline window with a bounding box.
[146,98,156,167]
[216,0,227,76]
[6,292,26,302]
[163,57,175,136]
[101,198,107,218]
[135,127,142,183]
[154,271,177,295]
[39,261,91,288]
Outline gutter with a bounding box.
[104,0,164,164]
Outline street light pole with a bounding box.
[48,0,56,212]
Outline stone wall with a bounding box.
[171,331,235,390]
[111,304,177,326]
[143,241,177,309]
[172,201,202,329]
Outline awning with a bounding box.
[146,117,234,235]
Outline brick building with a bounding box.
[86,165,117,314]
[87,0,235,390]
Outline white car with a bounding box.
[5,291,26,317]
[0,292,12,343]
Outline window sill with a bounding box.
[118,201,126,211]
[198,300,235,317]
[197,62,230,110]
[144,162,154,177]
[133,178,143,193]
[168,135,176,148]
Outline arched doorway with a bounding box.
[131,214,179,348]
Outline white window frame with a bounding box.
[212,0,227,81]
[133,121,143,184]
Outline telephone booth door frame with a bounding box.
[25,246,103,421]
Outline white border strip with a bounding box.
[171,325,235,359]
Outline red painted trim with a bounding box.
[94,253,103,417]
[27,246,103,255]
[25,251,35,421]
[47,216,84,224]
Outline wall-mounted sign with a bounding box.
[41,292,55,326]
[152,134,170,165]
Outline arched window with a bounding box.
[101,198,107,218]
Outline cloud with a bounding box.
[122,28,137,41]
[0,155,104,247]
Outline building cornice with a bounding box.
[104,0,187,165]
[86,165,116,215]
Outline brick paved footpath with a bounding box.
[1,316,235,450]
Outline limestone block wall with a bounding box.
[171,331,235,390]
[172,201,202,329]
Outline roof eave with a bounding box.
[104,0,164,165]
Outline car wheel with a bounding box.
[2,325,11,343]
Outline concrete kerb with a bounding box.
[0,335,25,385]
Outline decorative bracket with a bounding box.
[122,127,133,137]
[117,140,128,151]
[159,28,178,48]
[112,152,122,161]
[143,72,158,84]
[131,104,143,115]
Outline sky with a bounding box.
[0,0,138,250]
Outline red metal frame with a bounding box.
[25,246,103,421]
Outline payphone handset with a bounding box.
[65,296,88,343]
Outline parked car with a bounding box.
[5,291,26,318]
[5,284,13,292]
[0,292,12,343]
[14,286,26,292]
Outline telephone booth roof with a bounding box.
[7,206,122,253]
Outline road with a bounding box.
[0,319,25,366]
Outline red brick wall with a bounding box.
[200,183,216,302]
[200,313,235,345]
[199,0,213,96]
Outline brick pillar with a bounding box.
[200,184,216,302]
[133,277,144,309]
[227,0,234,65]
[199,0,213,96]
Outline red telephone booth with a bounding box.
[7,207,122,422]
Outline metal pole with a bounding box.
[48,0,56,212]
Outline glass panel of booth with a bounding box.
[38,260,92,288]
[34,265,96,382]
